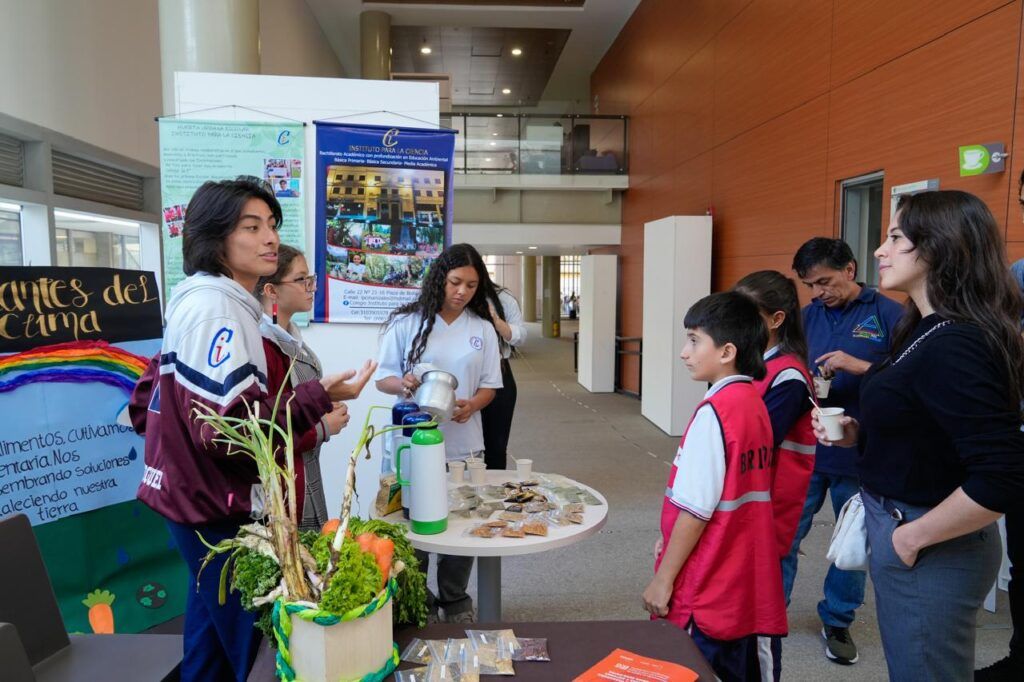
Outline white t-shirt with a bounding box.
[496,289,526,360]
[667,375,751,521]
[376,310,503,458]
[347,262,366,280]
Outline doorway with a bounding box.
[840,172,884,287]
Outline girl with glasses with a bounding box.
[258,244,348,531]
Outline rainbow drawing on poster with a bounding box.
[0,340,149,395]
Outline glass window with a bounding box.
[53,210,140,269]
[0,206,23,265]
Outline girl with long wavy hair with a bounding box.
[815,190,1024,680]
[375,242,503,623]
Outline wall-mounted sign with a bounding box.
[958,143,1007,177]
[890,179,939,218]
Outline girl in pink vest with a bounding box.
[643,292,786,681]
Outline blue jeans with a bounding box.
[863,490,999,680]
[780,471,865,628]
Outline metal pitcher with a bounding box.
[414,370,459,422]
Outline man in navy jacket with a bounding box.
[784,238,902,667]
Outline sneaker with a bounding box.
[822,626,858,665]
[444,608,477,624]
[426,609,442,625]
[976,654,1024,681]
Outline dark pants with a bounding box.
[1007,510,1024,658]
[165,519,260,682]
[481,359,517,471]
[688,622,766,682]
[415,549,474,616]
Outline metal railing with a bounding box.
[441,113,628,176]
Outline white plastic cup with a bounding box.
[817,407,846,442]
[813,376,831,399]
[467,461,487,485]
[516,458,533,477]
[448,460,466,484]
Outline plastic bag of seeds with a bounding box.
[511,637,551,662]
[465,630,516,675]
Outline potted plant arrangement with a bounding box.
[194,382,429,682]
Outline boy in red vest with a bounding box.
[643,292,787,681]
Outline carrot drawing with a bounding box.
[82,589,115,634]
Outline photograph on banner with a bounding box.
[313,122,456,323]
[0,266,187,633]
[157,118,306,296]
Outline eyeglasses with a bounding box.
[280,274,317,292]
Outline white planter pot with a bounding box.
[288,598,394,682]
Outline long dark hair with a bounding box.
[892,190,1024,406]
[734,270,808,363]
[384,243,496,372]
[182,176,282,278]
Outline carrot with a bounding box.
[321,518,341,537]
[82,589,115,634]
[372,537,394,589]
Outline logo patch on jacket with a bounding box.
[852,315,884,341]
[469,336,483,350]
[208,327,234,367]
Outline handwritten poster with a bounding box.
[0,266,186,634]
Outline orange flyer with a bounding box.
[573,648,700,682]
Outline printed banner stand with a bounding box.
[312,123,456,324]
[0,266,186,633]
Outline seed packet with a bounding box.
[523,501,549,514]
[394,666,430,682]
[472,507,494,519]
[444,638,481,681]
[482,501,505,511]
[465,630,516,675]
[522,520,549,536]
[468,524,500,538]
[511,637,551,662]
[400,638,435,664]
[504,503,524,513]
[563,502,585,514]
[498,511,525,521]
[501,526,525,538]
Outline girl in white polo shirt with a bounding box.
[375,243,503,623]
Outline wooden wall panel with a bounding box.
[831,0,1012,87]
[712,97,830,260]
[592,0,1024,392]
[712,0,831,145]
[827,3,1020,234]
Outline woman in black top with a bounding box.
[815,190,1024,680]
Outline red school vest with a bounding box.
[658,380,787,640]
[751,354,817,558]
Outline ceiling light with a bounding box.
[492,132,499,136]
[485,158,492,162]
[496,114,503,118]
[54,209,139,228]
[501,88,511,95]
[420,45,432,55]
[516,251,523,255]
[489,141,496,146]
[528,246,538,250]
[511,48,523,57]
[0,201,22,212]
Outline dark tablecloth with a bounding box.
[249,619,715,681]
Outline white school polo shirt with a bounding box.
[376,310,503,458]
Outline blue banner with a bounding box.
[313,122,456,323]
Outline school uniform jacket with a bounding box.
[129,273,331,525]
[658,379,787,640]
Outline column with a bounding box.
[578,255,617,392]
[360,11,391,80]
[158,0,261,114]
[521,255,537,322]
[541,256,561,338]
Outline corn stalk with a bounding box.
[192,359,312,603]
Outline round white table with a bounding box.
[380,470,608,621]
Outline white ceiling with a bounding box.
[302,0,641,109]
